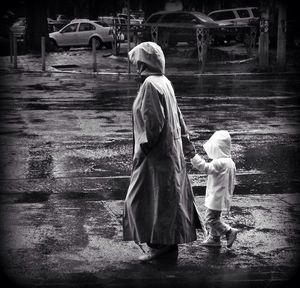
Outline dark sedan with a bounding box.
[143,10,220,47]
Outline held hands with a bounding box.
[190,153,201,166]
[181,135,196,158]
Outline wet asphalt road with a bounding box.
[0,72,299,202]
[0,71,300,287]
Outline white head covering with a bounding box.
[203,130,232,159]
[128,42,165,75]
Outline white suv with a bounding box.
[208,7,259,44]
[208,7,259,26]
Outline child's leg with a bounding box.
[204,209,212,237]
[205,209,231,237]
[204,209,238,248]
[202,209,222,247]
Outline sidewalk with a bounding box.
[1,193,299,288]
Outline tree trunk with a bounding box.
[25,0,49,52]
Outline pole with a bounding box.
[41,36,46,71]
[258,7,269,70]
[13,35,17,69]
[112,19,117,56]
[9,33,13,63]
[127,0,131,74]
[92,38,97,72]
[276,2,286,67]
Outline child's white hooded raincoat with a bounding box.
[191,130,236,211]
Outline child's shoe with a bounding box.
[201,236,221,247]
[226,228,238,248]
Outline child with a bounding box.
[191,130,238,248]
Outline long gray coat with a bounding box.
[123,42,202,245]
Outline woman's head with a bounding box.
[128,42,165,75]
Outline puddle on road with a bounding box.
[52,64,80,69]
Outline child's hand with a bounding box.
[191,154,201,165]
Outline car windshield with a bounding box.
[192,12,217,23]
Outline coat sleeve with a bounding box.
[177,106,196,158]
[191,154,224,175]
[140,81,165,154]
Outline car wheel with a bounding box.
[90,37,103,50]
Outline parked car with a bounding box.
[208,7,259,26]
[117,13,144,26]
[208,7,260,44]
[143,10,220,47]
[49,19,113,51]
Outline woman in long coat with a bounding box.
[123,42,203,261]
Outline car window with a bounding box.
[209,10,235,21]
[237,9,250,18]
[146,14,163,23]
[61,23,78,33]
[79,23,96,31]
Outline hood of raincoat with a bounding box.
[128,42,165,75]
[203,130,231,159]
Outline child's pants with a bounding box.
[205,208,231,237]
